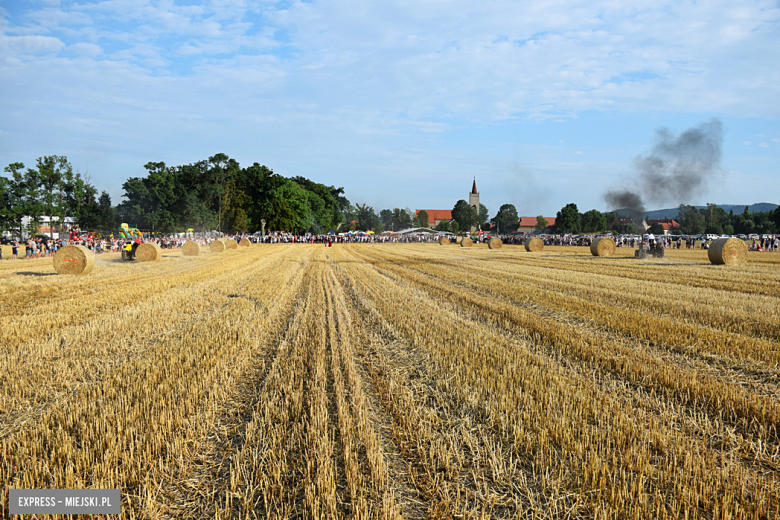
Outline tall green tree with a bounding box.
[556,203,581,233]
[379,209,393,229]
[451,200,474,232]
[1,163,26,236]
[477,203,489,229]
[581,209,607,233]
[677,204,706,235]
[491,204,519,234]
[206,153,240,232]
[391,208,412,231]
[355,203,380,231]
[414,210,429,228]
[35,156,72,237]
[534,215,549,233]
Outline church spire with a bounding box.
[471,177,478,194]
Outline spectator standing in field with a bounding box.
[12,240,18,260]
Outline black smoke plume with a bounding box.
[604,118,723,215]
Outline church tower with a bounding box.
[468,178,479,233]
[469,178,479,211]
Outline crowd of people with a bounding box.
[2,231,778,260]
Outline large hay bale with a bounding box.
[488,238,503,249]
[708,238,748,265]
[226,239,238,250]
[524,237,544,252]
[455,236,463,245]
[239,238,251,247]
[439,236,450,245]
[590,237,616,257]
[461,237,473,247]
[210,239,226,253]
[136,242,162,262]
[53,245,95,275]
[182,240,201,256]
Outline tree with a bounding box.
[97,191,117,231]
[379,209,393,229]
[266,179,309,232]
[534,215,549,233]
[772,207,780,230]
[581,209,607,233]
[355,203,380,231]
[35,156,72,237]
[677,204,705,235]
[391,208,412,230]
[221,177,250,233]
[648,222,665,235]
[491,204,519,234]
[449,220,460,234]
[435,219,451,232]
[2,163,26,236]
[702,203,726,235]
[414,210,429,228]
[476,203,489,229]
[119,162,178,233]
[451,200,474,232]
[556,203,581,233]
[205,153,240,232]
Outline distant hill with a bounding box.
[614,203,778,220]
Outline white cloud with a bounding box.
[68,42,102,57]
[575,150,583,155]
[0,34,64,55]
[744,141,752,145]
[758,142,769,147]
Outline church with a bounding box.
[415,178,480,231]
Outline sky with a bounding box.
[1,0,779,217]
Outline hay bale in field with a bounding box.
[461,237,473,247]
[182,240,201,256]
[524,237,543,252]
[210,239,226,253]
[708,237,748,265]
[226,239,238,250]
[136,242,162,262]
[455,236,463,245]
[53,245,95,275]
[439,236,450,245]
[590,237,616,257]
[488,238,503,249]
[239,238,251,247]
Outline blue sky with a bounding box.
[1,0,778,217]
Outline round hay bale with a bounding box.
[53,245,95,275]
[455,236,463,244]
[461,237,473,247]
[226,239,238,250]
[239,238,251,247]
[182,240,201,256]
[708,237,748,265]
[524,237,544,252]
[590,237,616,257]
[439,236,450,245]
[488,238,503,250]
[136,242,162,262]
[210,239,226,253]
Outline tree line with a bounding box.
[1,156,115,237]
[3,155,778,237]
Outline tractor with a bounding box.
[121,239,142,261]
[635,235,665,259]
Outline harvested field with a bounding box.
[1,244,779,519]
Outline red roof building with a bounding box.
[517,216,556,233]
[647,219,680,234]
[415,209,452,227]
